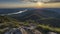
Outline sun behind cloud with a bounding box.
[36,2,44,8]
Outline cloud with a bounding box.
[0,0,60,3]
[0,0,23,3]
[30,0,60,2]
[0,0,60,8]
[44,2,60,8]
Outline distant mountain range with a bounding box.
[0,8,60,27]
[0,8,34,14]
[9,8,60,19]
[4,8,59,28]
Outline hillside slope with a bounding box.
[10,9,60,27]
[0,16,60,34]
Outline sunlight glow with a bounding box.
[37,2,42,6]
[36,2,44,8]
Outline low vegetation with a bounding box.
[0,16,60,34]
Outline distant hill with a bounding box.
[9,9,60,28]
[10,9,60,19]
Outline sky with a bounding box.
[0,0,60,8]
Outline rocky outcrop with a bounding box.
[4,26,43,34]
[4,26,58,34]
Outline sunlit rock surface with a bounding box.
[5,27,58,34]
[5,28,22,34]
[5,27,42,34]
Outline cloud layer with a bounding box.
[0,0,60,8]
[0,0,60,2]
